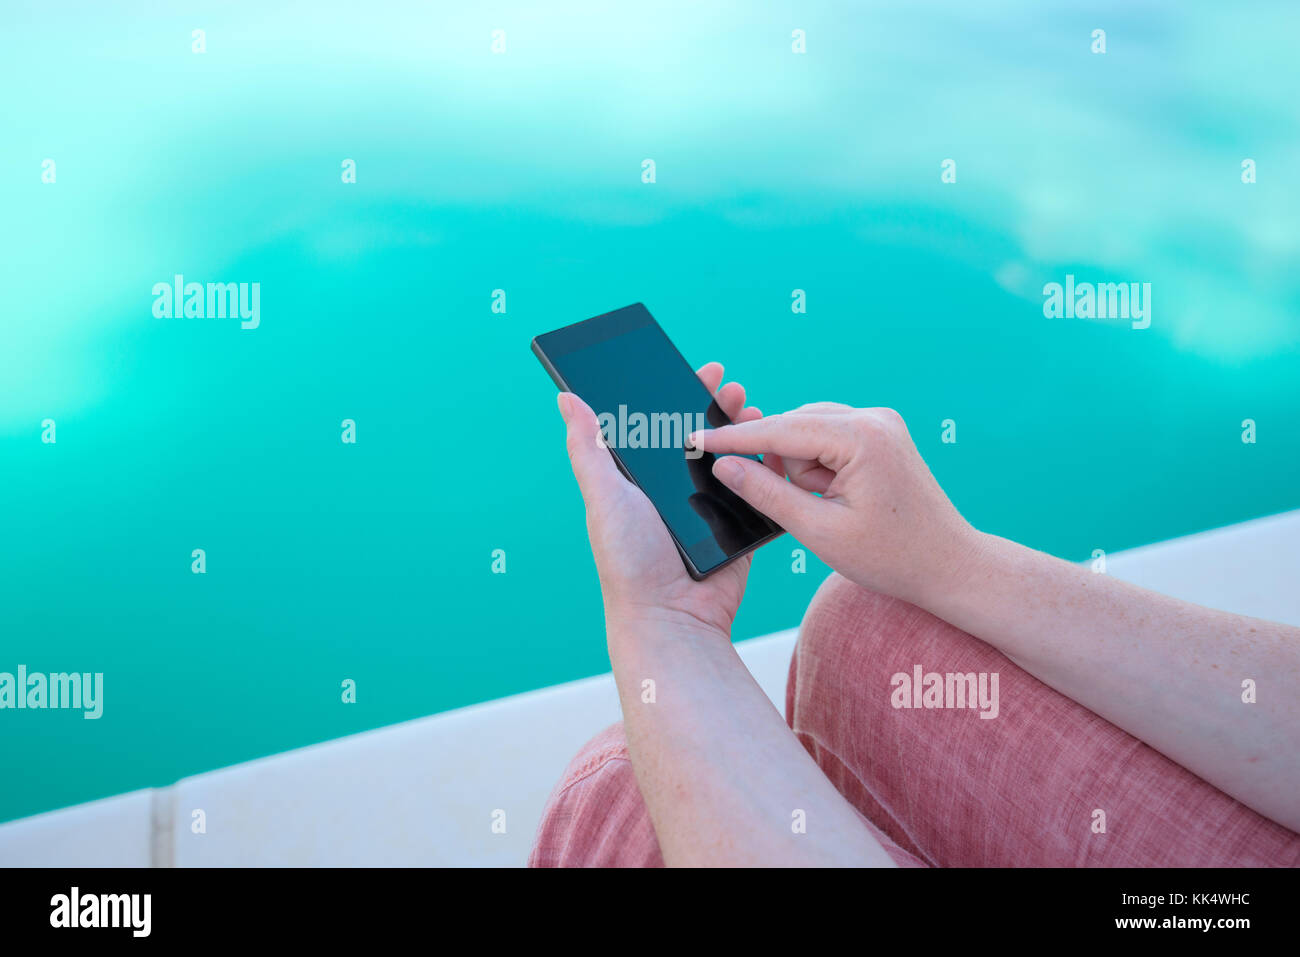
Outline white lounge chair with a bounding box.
[2,510,1297,867]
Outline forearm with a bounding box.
[922,531,1300,832]
[604,610,895,867]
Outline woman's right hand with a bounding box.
[699,404,1300,837]
[690,404,985,608]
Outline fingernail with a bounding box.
[713,456,744,484]
[557,392,572,420]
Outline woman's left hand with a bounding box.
[556,362,773,638]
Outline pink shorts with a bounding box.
[529,574,1300,867]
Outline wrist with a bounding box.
[602,606,740,707]
[604,603,732,648]
[906,522,997,613]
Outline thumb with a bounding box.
[711,454,823,535]
[558,392,626,511]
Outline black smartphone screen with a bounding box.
[532,303,783,578]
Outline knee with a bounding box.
[788,575,901,726]
[528,722,663,867]
[549,721,632,787]
[790,572,1007,732]
[791,573,980,728]
[798,574,916,674]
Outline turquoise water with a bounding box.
[2,1,1297,824]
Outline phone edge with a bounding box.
[531,326,784,581]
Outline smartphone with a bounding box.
[532,303,784,580]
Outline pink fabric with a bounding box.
[527,723,666,867]
[529,573,1300,867]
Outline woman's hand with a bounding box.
[557,381,898,867]
[557,362,773,638]
[690,404,983,609]
[691,404,1300,834]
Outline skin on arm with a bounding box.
[923,535,1300,833]
[557,369,894,867]
[692,406,1300,833]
